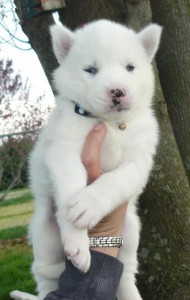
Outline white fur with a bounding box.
[19,20,161,300]
[10,290,37,300]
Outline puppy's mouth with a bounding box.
[107,104,128,114]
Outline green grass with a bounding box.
[0,225,28,240]
[0,188,32,206]
[0,188,36,299]
[0,244,36,300]
[0,188,34,239]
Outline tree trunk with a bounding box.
[150,0,190,183]
[125,1,190,298]
[14,0,190,299]
[14,0,57,91]
[138,67,190,299]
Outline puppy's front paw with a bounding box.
[64,236,91,273]
[68,190,103,229]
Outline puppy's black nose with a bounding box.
[111,89,125,98]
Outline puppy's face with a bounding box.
[51,20,162,119]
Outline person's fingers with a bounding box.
[81,122,106,183]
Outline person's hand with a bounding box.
[81,122,128,257]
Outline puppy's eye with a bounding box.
[126,64,135,72]
[84,67,98,75]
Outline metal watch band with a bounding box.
[89,237,123,248]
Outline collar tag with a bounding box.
[118,121,126,130]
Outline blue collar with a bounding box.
[72,101,97,118]
[71,101,126,130]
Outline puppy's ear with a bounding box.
[138,24,162,62]
[50,24,75,64]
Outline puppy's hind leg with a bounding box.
[117,205,142,300]
[29,201,64,300]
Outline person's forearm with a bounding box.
[82,123,127,258]
[88,203,127,257]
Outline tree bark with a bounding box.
[58,0,127,29]
[138,68,190,299]
[150,0,190,183]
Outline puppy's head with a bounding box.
[50,20,162,119]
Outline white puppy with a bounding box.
[13,20,162,300]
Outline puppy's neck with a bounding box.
[71,100,127,131]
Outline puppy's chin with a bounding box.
[91,107,129,121]
[106,108,129,120]
[109,106,128,113]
